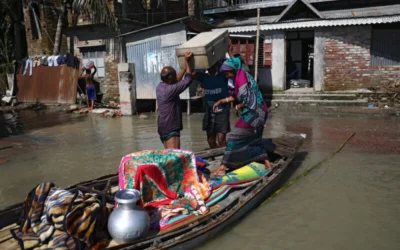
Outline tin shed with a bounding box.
[121,17,212,100]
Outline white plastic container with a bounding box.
[176,30,229,70]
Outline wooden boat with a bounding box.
[0,133,305,250]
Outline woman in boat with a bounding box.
[212,56,271,176]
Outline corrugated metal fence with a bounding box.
[16,65,79,104]
[371,28,400,66]
[127,39,189,100]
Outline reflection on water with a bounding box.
[2,111,24,136]
[0,110,399,250]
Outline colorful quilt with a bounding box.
[118,150,212,216]
[158,162,270,231]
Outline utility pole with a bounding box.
[254,8,261,81]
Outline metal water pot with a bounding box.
[108,189,150,244]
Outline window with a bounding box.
[82,50,106,78]
[29,3,42,40]
[371,26,400,66]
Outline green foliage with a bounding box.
[0,1,16,93]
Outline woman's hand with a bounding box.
[235,103,245,116]
[235,103,245,111]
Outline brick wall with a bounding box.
[323,26,400,91]
[24,1,68,56]
[103,52,120,100]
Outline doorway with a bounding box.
[286,30,315,90]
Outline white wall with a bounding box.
[271,31,286,90]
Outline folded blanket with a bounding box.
[12,182,110,250]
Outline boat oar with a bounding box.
[262,132,356,205]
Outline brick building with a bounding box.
[69,0,190,99]
[23,0,68,56]
[204,0,400,92]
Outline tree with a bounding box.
[0,0,25,61]
[0,0,25,93]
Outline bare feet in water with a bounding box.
[211,165,227,177]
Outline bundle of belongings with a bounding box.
[118,149,270,231]
[11,182,110,250]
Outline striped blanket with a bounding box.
[12,182,110,250]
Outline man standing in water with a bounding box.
[195,61,230,149]
[156,52,193,149]
[79,65,97,111]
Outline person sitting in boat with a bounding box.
[211,52,272,176]
[156,52,193,149]
[194,60,230,149]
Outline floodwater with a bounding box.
[0,109,399,250]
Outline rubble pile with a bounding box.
[366,82,400,108]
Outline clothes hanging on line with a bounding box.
[33,57,41,67]
[48,55,59,67]
[40,56,48,66]
[23,58,33,76]
[18,54,81,77]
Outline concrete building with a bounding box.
[120,17,211,113]
[204,0,400,92]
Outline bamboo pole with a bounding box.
[254,8,261,81]
[262,132,356,205]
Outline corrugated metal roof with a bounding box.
[323,4,400,19]
[214,15,400,33]
[213,4,400,29]
[213,16,278,27]
[120,17,212,37]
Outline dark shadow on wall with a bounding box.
[258,67,273,108]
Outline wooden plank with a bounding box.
[0,238,19,250]
[273,147,295,158]
[273,138,299,151]
[273,135,304,149]
[195,147,225,159]
[0,224,18,243]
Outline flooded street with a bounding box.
[0,110,399,250]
